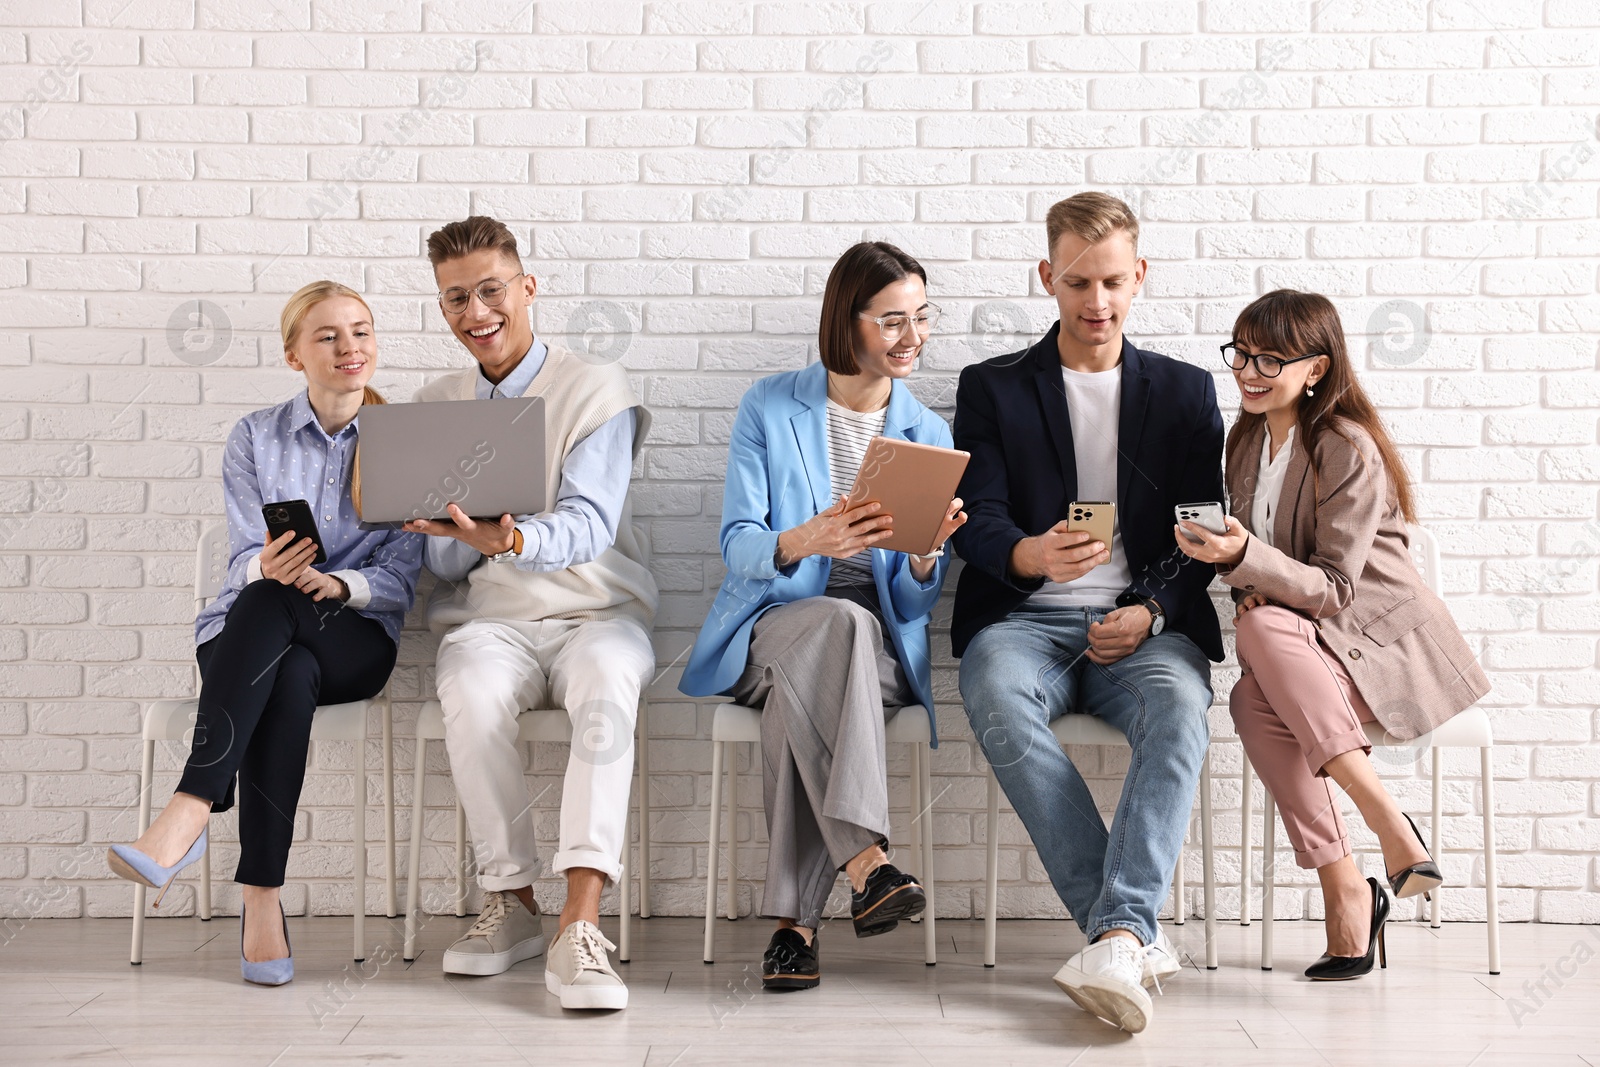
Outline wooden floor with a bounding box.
[2,912,1595,1065]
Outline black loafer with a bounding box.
[850,863,925,938]
[761,928,820,991]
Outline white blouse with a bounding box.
[1250,424,1296,548]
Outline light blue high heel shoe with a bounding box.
[241,903,294,986]
[106,827,208,909]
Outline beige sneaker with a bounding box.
[442,890,547,976]
[544,920,628,1010]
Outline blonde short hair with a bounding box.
[1044,192,1140,259]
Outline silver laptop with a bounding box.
[355,396,545,523]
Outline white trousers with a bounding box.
[434,615,653,889]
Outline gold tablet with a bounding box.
[845,437,971,556]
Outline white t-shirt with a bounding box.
[824,398,887,586]
[1250,424,1296,549]
[1027,365,1134,609]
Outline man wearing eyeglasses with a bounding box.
[400,215,655,1011]
[950,193,1225,1034]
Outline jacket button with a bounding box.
[1348,648,1361,660]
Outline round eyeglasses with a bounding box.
[438,274,524,315]
[857,303,942,343]
[1220,341,1323,378]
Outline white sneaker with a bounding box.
[545,920,628,1010]
[442,890,547,976]
[1053,936,1157,1033]
[1141,929,1182,989]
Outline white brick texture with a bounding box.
[0,1,1594,925]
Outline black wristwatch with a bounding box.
[1116,591,1165,636]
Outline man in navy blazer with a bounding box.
[951,193,1224,1034]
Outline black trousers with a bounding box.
[177,580,396,887]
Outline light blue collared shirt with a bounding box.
[423,337,637,581]
[194,392,424,646]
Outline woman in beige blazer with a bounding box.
[1175,290,1489,981]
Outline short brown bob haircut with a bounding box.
[1045,191,1140,259]
[426,215,523,271]
[818,241,927,375]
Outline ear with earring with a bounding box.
[1306,380,1317,398]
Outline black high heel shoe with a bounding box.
[1388,813,1444,900]
[1305,876,1390,981]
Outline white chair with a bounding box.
[1239,523,1501,974]
[983,715,1218,969]
[701,702,939,965]
[402,696,648,962]
[130,522,397,965]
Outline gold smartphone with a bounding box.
[1066,500,1116,552]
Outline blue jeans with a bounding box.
[960,604,1213,946]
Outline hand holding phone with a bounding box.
[1174,501,1227,543]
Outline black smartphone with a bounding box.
[262,499,327,566]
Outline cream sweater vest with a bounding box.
[413,344,658,632]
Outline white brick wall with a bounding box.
[0,1,1595,926]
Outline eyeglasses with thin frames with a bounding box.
[857,303,942,343]
[438,274,524,315]
[1220,341,1323,378]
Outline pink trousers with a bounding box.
[1229,606,1377,869]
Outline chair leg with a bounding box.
[1201,750,1218,970]
[1240,755,1254,925]
[1429,751,1443,926]
[920,743,936,966]
[131,737,156,965]
[200,838,212,920]
[907,742,922,919]
[637,696,651,920]
[454,799,467,917]
[618,788,631,963]
[726,746,738,921]
[702,739,724,963]
[383,695,397,919]
[355,743,367,963]
[984,771,999,968]
[1173,826,1187,925]
[1481,745,1500,975]
[404,738,426,961]
[1261,791,1275,971]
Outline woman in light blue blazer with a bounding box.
[682,242,966,991]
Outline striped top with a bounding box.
[824,397,888,587]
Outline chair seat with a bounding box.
[1361,705,1492,750]
[143,697,374,742]
[414,699,572,744]
[710,702,931,744]
[1051,713,1128,748]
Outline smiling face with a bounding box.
[282,295,376,397]
[1039,229,1145,362]
[851,275,929,383]
[433,248,538,382]
[1232,342,1329,420]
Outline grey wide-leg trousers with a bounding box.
[729,594,914,928]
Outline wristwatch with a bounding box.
[486,528,524,563]
[1116,591,1165,636]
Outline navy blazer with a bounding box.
[680,361,953,742]
[949,325,1225,661]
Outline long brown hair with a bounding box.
[279,280,386,512]
[1226,289,1415,523]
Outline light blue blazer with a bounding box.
[680,360,953,745]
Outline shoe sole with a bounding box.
[106,849,160,889]
[442,934,547,977]
[545,968,628,1010]
[762,973,821,991]
[853,883,926,938]
[1053,970,1152,1034]
[1392,873,1443,900]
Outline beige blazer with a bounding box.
[1218,418,1489,740]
